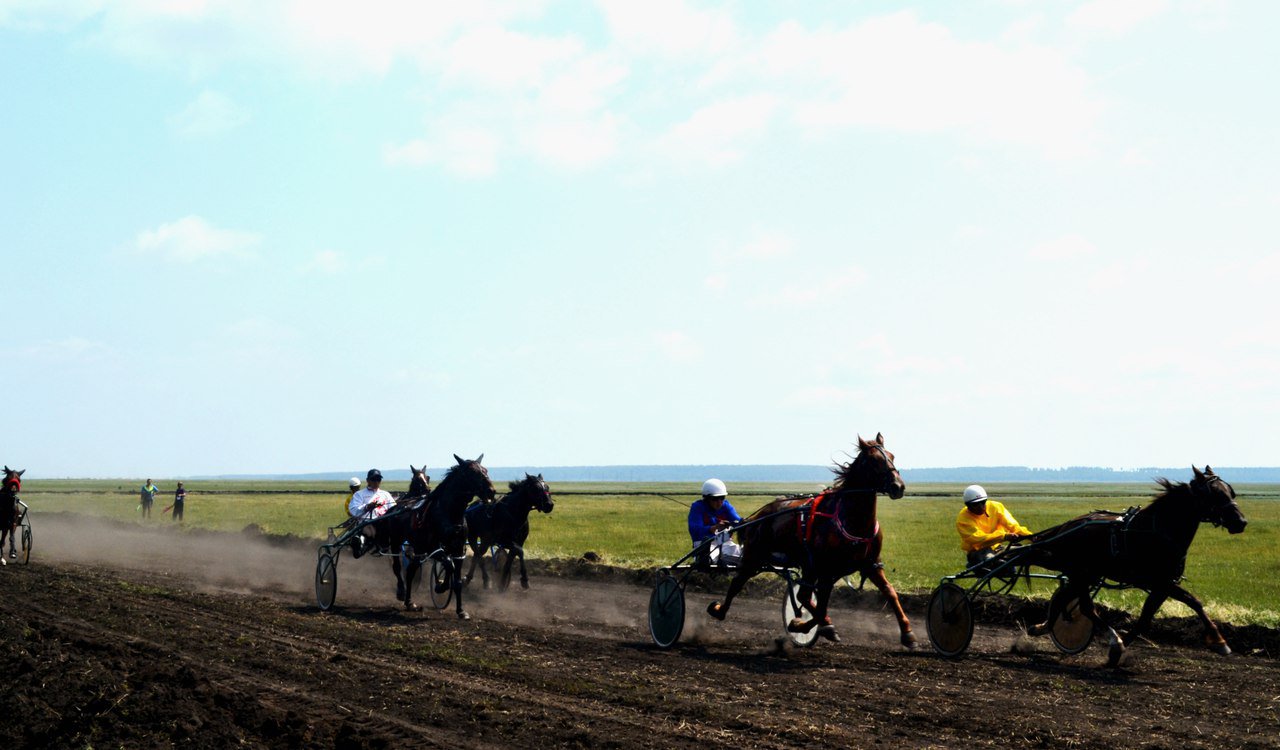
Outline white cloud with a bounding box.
[168,90,250,138]
[1087,258,1151,291]
[755,265,867,307]
[653,330,702,363]
[1029,234,1097,261]
[762,12,1101,159]
[133,215,261,262]
[658,94,778,167]
[303,250,346,274]
[1067,0,1169,35]
[703,273,729,292]
[22,337,110,363]
[383,128,502,178]
[596,0,739,61]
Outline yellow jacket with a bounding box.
[956,500,1031,553]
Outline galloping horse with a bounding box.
[1021,465,1247,666]
[1,467,24,563]
[707,434,916,648]
[463,473,554,590]
[384,455,496,618]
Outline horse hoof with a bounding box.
[901,631,918,649]
[521,580,530,590]
[1106,635,1125,667]
[707,601,726,621]
[1027,622,1048,637]
[458,611,471,621]
[1211,642,1232,656]
[404,601,421,612]
[787,618,816,634]
[817,625,841,643]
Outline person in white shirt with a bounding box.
[349,469,396,557]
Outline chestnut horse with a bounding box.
[1,467,23,562]
[707,434,916,648]
[463,473,554,590]
[385,455,496,618]
[1021,465,1247,666]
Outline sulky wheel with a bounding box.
[19,523,31,565]
[648,573,685,648]
[429,558,454,610]
[315,551,337,611]
[782,579,819,648]
[927,582,974,657]
[1049,589,1095,655]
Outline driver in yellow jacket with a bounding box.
[956,484,1031,568]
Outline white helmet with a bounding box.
[963,484,988,505]
[348,477,361,489]
[701,478,728,498]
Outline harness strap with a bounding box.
[798,493,879,548]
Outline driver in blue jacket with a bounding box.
[688,478,743,565]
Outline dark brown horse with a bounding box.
[1,467,24,562]
[463,473,554,590]
[1021,465,1247,666]
[706,434,916,648]
[385,455,496,618]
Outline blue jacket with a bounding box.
[688,499,742,544]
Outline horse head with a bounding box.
[2,467,23,493]
[408,464,431,498]
[1190,465,1247,534]
[511,473,554,514]
[837,433,905,499]
[451,453,497,504]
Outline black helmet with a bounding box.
[367,469,383,482]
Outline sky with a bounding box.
[2,0,1278,477]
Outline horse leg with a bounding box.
[515,544,528,590]
[866,564,916,649]
[1167,583,1231,655]
[707,566,756,621]
[452,555,469,620]
[1073,591,1124,667]
[399,544,422,611]
[392,555,405,601]
[1120,588,1169,647]
[463,538,483,588]
[808,578,840,642]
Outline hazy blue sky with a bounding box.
[3,1,1277,477]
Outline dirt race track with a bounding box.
[0,514,1277,749]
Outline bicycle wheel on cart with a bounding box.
[648,572,685,648]
[782,579,819,647]
[429,558,454,610]
[1049,587,1094,655]
[19,518,31,565]
[927,582,974,657]
[315,550,338,611]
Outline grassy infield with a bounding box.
[22,478,1280,627]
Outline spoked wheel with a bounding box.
[429,558,454,610]
[1049,589,1095,655]
[20,522,31,565]
[782,580,819,647]
[927,582,974,657]
[648,573,685,648]
[315,551,337,611]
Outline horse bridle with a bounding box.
[1190,475,1239,527]
[844,445,902,495]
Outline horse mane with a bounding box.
[1150,477,1190,509]
[829,443,872,493]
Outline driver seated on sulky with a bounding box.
[688,478,743,566]
[956,484,1031,569]
[348,468,395,558]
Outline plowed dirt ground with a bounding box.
[0,513,1276,749]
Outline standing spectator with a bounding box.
[172,482,187,522]
[140,479,160,519]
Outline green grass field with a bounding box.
[20,478,1280,627]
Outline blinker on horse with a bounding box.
[1022,465,1247,666]
[706,434,916,648]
